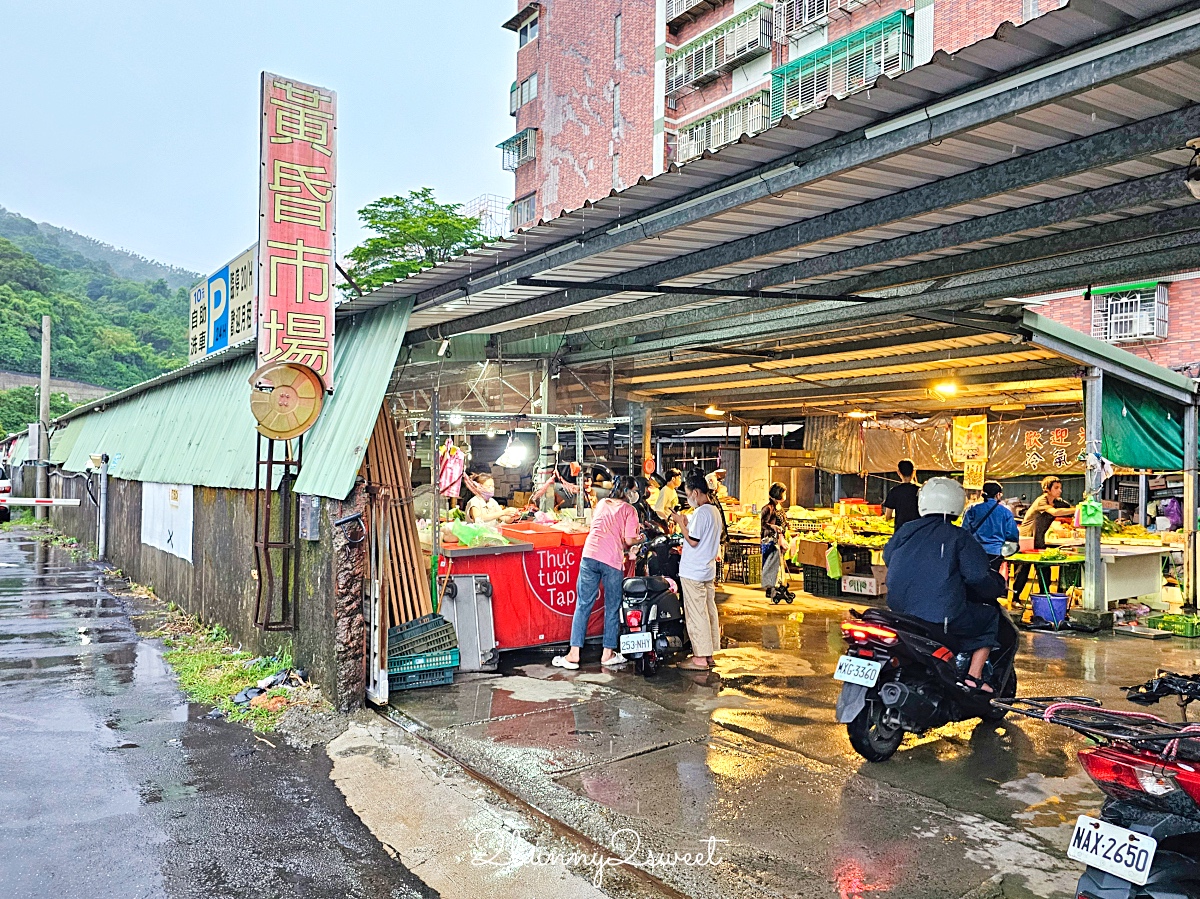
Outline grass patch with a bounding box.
[153,608,295,732]
[0,510,46,531]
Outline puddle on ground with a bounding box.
[714,647,815,678]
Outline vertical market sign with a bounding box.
[188,246,256,363]
[257,73,337,390]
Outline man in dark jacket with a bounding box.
[884,477,1005,692]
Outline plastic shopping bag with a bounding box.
[825,543,842,579]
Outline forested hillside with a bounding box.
[0,206,199,291]
[0,227,189,390]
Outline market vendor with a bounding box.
[465,474,519,526]
[705,468,729,499]
[1011,475,1075,598]
[883,459,920,531]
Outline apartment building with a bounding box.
[500,0,1063,229]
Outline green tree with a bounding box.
[343,188,485,295]
[0,387,76,436]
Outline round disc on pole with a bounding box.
[249,362,324,440]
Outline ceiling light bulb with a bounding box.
[704,405,724,416]
[932,380,959,397]
[448,412,465,426]
[437,339,450,357]
[845,409,872,419]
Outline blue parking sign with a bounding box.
[207,266,230,353]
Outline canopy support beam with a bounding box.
[1083,368,1104,612]
[1185,403,1198,608]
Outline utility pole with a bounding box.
[35,315,51,520]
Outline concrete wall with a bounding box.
[48,473,369,710]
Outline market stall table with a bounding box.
[435,540,604,651]
[1008,552,1085,595]
[1100,544,1173,606]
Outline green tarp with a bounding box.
[1100,376,1184,471]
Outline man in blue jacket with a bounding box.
[884,478,1005,692]
[961,481,1020,573]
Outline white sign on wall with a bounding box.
[140,482,194,562]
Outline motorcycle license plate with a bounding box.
[1067,816,1156,886]
[620,632,653,655]
[833,655,882,687]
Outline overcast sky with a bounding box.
[0,1,514,274]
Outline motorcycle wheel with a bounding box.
[784,594,794,604]
[981,671,1017,722]
[643,652,659,678]
[847,700,904,762]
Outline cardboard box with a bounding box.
[794,539,831,569]
[842,574,885,596]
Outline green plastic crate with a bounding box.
[387,648,460,675]
[1145,614,1200,638]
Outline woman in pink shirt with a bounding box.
[553,475,643,670]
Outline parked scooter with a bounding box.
[619,520,688,677]
[834,603,1019,761]
[993,684,1200,898]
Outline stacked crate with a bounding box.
[387,614,460,691]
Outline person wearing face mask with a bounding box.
[670,473,724,671]
[465,474,519,526]
[553,475,644,670]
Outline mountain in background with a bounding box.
[0,206,201,291]
[0,206,192,392]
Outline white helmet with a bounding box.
[917,477,966,518]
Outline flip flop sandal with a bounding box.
[677,659,710,671]
[551,655,580,670]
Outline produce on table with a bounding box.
[1039,547,1068,561]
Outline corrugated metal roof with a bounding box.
[58,301,411,500]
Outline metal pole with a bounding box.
[539,360,554,513]
[641,405,653,477]
[35,315,50,520]
[1137,472,1148,527]
[1184,403,1198,608]
[97,454,109,561]
[575,412,585,517]
[431,390,441,610]
[1083,368,1104,611]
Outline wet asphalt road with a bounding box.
[0,531,434,899]
[390,582,1200,899]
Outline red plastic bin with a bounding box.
[560,530,589,547]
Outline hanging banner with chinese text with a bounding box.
[951,415,988,462]
[258,73,336,390]
[963,459,986,491]
[189,245,256,362]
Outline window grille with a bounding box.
[770,10,912,121]
[498,129,537,171]
[509,74,537,114]
[666,5,773,92]
[666,0,710,24]
[1090,283,1168,343]
[510,194,537,230]
[614,13,622,57]
[677,92,771,162]
[773,0,829,41]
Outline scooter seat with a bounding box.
[863,607,944,641]
[623,576,674,598]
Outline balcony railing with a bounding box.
[498,128,537,171]
[770,10,912,121]
[666,5,773,93]
[677,92,771,162]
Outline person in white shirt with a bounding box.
[465,475,518,526]
[671,473,723,671]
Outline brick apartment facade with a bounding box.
[500,0,1064,227]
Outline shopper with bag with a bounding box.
[760,482,794,602]
[962,481,1019,573]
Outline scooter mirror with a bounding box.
[1001,540,1020,558]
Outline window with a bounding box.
[614,13,622,58]
[519,14,538,47]
[666,5,773,92]
[1091,283,1168,343]
[510,73,537,114]
[612,154,620,190]
[677,92,771,162]
[613,82,620,127]
[511,193,537,230]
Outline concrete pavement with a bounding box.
[386,583,1200,899]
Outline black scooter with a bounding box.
[994,680,1200,899]
[618,522,688,677]
[834,586,1019,762]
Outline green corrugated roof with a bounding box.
[59,300,411,499]
[50,416,86,465]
